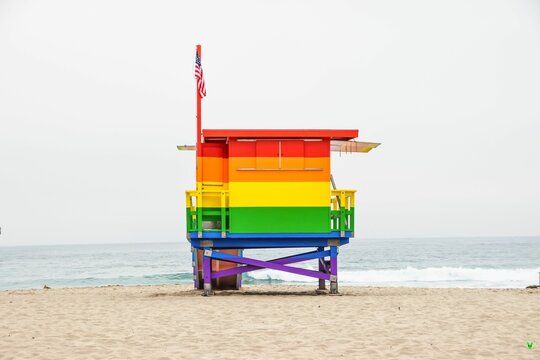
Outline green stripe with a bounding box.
[186,207,355,233]
[230,207,330,233]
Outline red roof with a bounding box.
[202,129,358,140]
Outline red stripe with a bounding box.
[200,143,228,158]
[228,139,330,157]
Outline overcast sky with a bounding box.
[1,0,539,246]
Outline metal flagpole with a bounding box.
[196,44,202,155]
[194,44,203,289]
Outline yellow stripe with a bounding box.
[189,182,355,209]
[229,181,330,207]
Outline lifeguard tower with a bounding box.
[180,46,379,295]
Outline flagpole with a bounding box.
[196,44,202,154]
[194,44,203,290]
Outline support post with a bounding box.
[317,246,326,290]
[330,245,338,294]
[192,246,199,289]
[203,248,213,296]
[236,249,243,290]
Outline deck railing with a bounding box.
[186,189,229,238]
[330,189,356,235]
[186,188,356,236]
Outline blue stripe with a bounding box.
[190,238,350,249]
[188,231,352,239]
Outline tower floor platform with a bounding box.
[188,231,351,249]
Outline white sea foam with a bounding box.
[246,266,540,288]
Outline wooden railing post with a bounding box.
[339,191,346,236]
[220,191,226,238]
[197,191,203,237]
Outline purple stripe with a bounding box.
[330,246,338,276]
[203,253,212,285]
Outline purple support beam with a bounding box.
[330,246,338,276]
[330,245,338,294]
[208,251,331,281]
[211,249,331,279]
[202,249,212,296]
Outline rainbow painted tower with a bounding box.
[181,45,378,295]
[183,129,379,295]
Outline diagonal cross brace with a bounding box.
[206,250,331,281]
[319,258,330,273]
[211,249,330,279]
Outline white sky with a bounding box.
[1,0,539,246]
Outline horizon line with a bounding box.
[2,235,540,248]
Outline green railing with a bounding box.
[186,189,356,236]
[186,189,229,238]
[330,189,356,234]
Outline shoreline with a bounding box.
[2,281,539,292]
[1,284,539,359]
[2,283,540,292]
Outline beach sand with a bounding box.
[1,285,539,359]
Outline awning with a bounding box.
[202,129,359,140]
[330,140,380,153]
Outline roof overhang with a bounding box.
[202,129,359,141]
[330,140,380,153]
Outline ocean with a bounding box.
[1,237,539,290]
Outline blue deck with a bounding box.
[189,231,351,249]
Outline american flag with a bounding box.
[194,51,206,98]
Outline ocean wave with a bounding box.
[4,267,539,290]
[244,266,540,288]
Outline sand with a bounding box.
[0,285,539,359]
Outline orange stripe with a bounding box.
[197,156,229,183]
[229,157,329,182]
